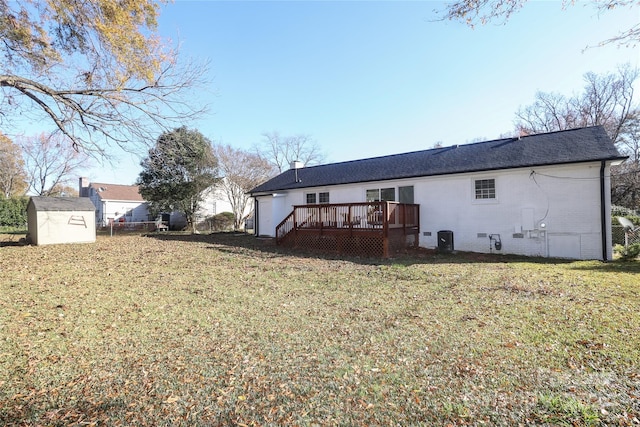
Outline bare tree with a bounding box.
[515,65,638,144]
[256,132,325,173]
[19,133,90,196]
[514,65,640,210]
[612,113,640,209]
[437,0,640,47]
[0,1,209,156]
[213,144,275,229]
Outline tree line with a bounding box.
[0,127,325,230]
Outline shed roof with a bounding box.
[249,126,625,194]
[89,183,145,202]
[29,196,96,212]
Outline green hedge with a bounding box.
[0,197,28,228]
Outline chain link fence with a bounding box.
[612,225,640,246]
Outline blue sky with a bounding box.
[82,0,639,185]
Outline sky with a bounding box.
[78,0,640,185]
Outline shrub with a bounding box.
[612,205,639,217]
[196,212,235,232]
[614,243,640,261]
[0,197,28,228]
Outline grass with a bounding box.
[0,232,639,426]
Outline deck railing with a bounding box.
[275,202,420,256]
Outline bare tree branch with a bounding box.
[18,133,91,196]
[255,132,326,173]
[1,1,210,157]
[214,144,275,229]
[437,0,640,47]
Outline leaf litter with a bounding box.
[0,233,638,425]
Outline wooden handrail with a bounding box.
[275,201,420,245]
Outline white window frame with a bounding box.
[366,187,396,202]
[473,178,498,203]
[305,191,330,204]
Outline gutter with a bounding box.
[600,160,608,261]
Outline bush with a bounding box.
[612,205,639,217]
[0,197,28,228]
[614,243,640,261]
[196,212,234,232]
[611,206,640,225]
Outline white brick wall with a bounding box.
[256,161,613,260]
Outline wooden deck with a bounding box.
[275,202,420,257]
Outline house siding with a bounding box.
[87,189,148,226]
[255,161,613,260]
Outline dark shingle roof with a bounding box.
[249,126,625,194]
[29,196,96,212]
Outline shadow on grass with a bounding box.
[569,259,640,273]
[0,232,26,247]
[144,232,605,267]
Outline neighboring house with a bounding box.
[199,185,234,219]
[201,181,255,228]
[27,196,96,245]
[79,178,149,226]
[249,126,626,260]
[78,178,246,229]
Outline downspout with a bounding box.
[253,196,259,236]
[600,161,608,261]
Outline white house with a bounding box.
[248,126,626,260]
[79,178,250,230]
[200,179,255,228]
[27,196,96,245]
[79,179,149,226]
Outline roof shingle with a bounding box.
[29,196,96,212]
[250,126,625,194]
[89,183,145,202]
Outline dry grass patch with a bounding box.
[1,233,639,426]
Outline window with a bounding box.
[366,187,395,202]
[475,179,496,199]
[306,193,316,204]
[399,186,414,204]
[306,192,330,204]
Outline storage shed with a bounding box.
[27,197,96,245]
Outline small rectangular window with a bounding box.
[399,186,414,204]
[380,188,395,202]
[306,193,316,204]
[475,179,495,199]
[366,189,379,202]
[319,192,330,204]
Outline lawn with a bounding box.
[0,233,638,426]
